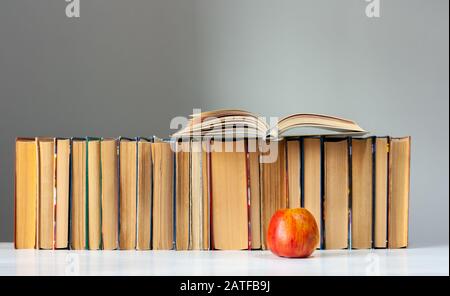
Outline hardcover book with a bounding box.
[374,137,389,248]
[71,138,87,250]
[351,138,373,249]
[324,138,349,249]
[119,138,137,250]
[260,139,287,249]
[302,137,322,249]
[38,138,55,250]
[388,137,411,248]
[152,141,174,250]
[15,138,38,249]
[55,138,70,249]
[137,138,152,250]
[287,139,301,209]
[101,138,119,250]
[248,139,262,250]
[175,141,191,250]
[87,138,102,250]
[190,140,204,250]
[210,140,248,250]
[201,143,210,250]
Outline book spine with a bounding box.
[135,138,139,250]
[13,139,18,248]
[319,136,325,250]
[117,138,122,249]
[347,137,352,250]
[68,139,73,249]
[85,137,89,250]
[116,138,120,249]
[172,148,177,250]
[300,137,305,208]
[99,140,103,250]
[245,139,251,250]
[208,143,214,250]
[371,136,376,249]
[35,137,40,249]
[149,139,154,250]
[53,138,57,250]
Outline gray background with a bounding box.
[0,0,448,245]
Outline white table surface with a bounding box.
[0,243,448,276]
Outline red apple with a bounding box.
[267,208,319,258]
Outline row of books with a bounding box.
[14,136,410,250]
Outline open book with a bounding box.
[172,109,367,138]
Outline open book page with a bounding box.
[269,113,367,138]
[172,109,367,139]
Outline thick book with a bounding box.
[119,138,137,250]
[210,140,248,250]
[190,140,203,250]
[15,138,38,249]
[201,144,210,250]
[324,138,349,249]
[87,138,102,250]
[100,138,119,250]
[188,140,211,250]
[351,138,373,249]
[388,137,411,248]
[175,141,190,250]
[137,138,152,250]
[37,138,55,250]
[55,138,70,249]
[71,138,87,250]
[173,109,367,139]
[287,139,301,208]
[260,139,287,250]
[374,137,389,248]
[248,139,261,250]
[152,141,174,250]
[302,137,322,249]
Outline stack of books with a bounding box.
[14,110,410,250]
